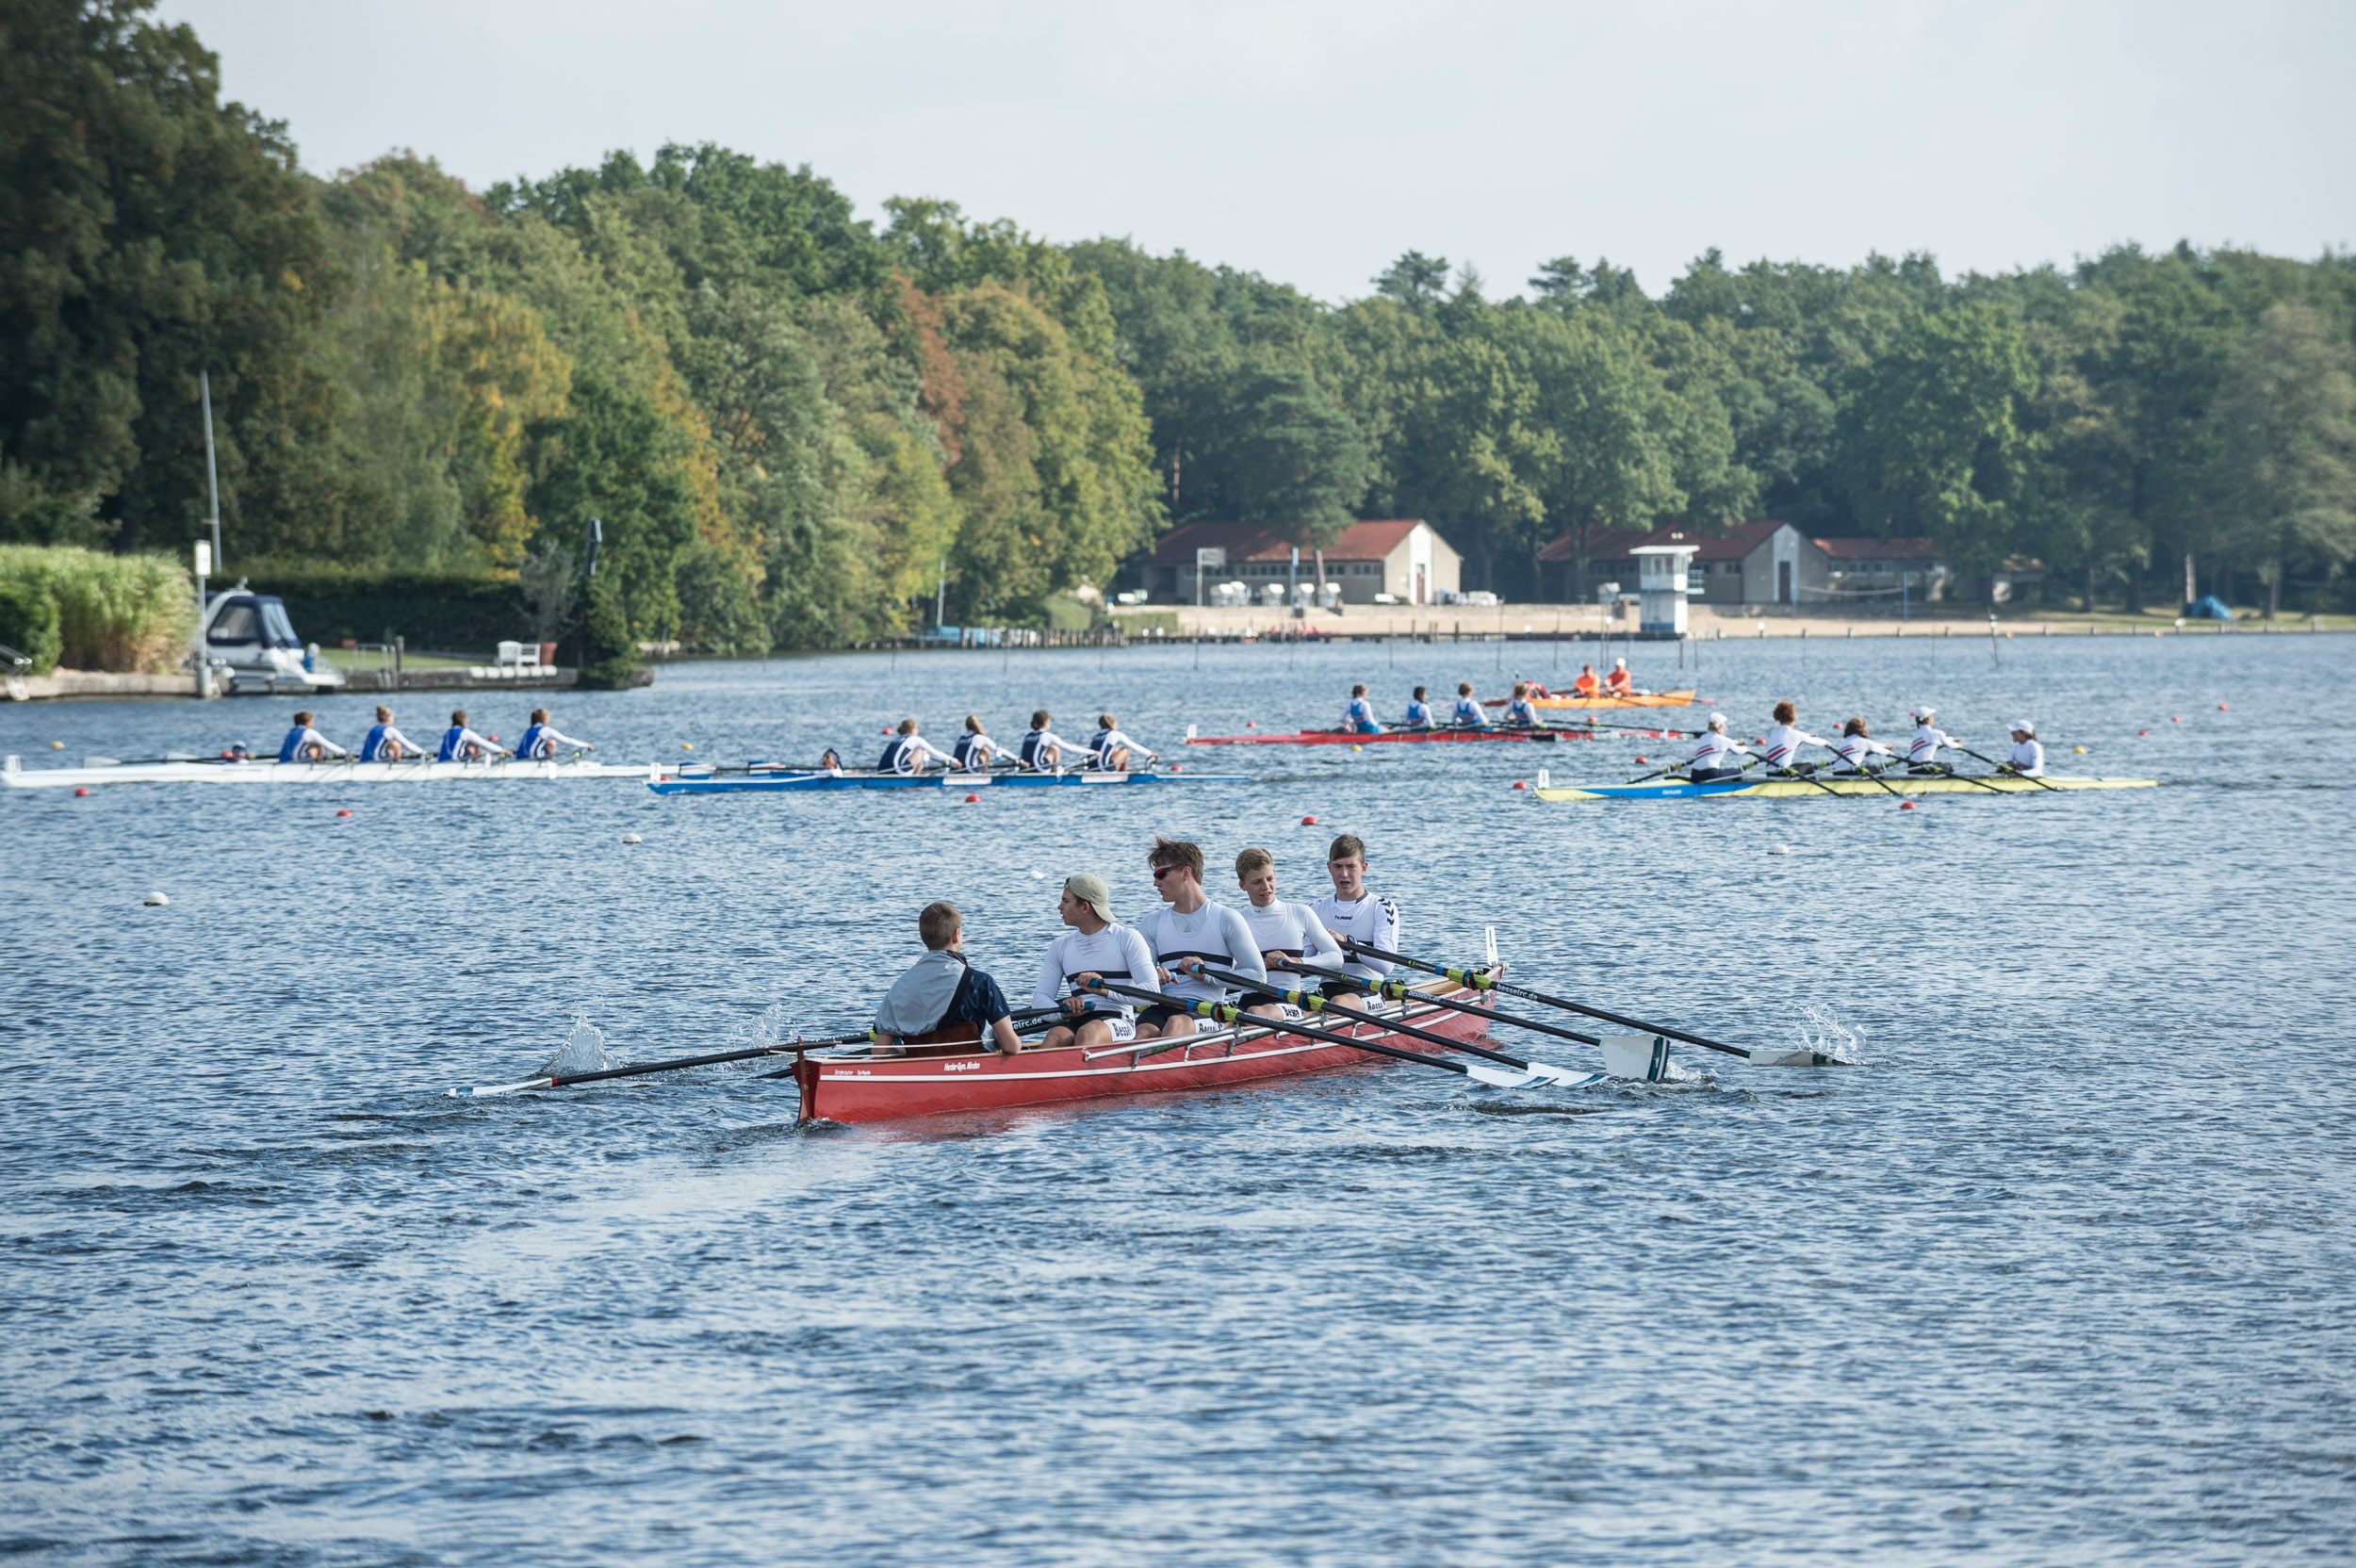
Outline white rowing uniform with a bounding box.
[1090,727,1143,770]
[1031,923,1159,1037]
[1450,695,1485,727]
[1759,723,1823,772]
[1241,899,1343,975]
[1404,698,1433,728]
[515,722,592,760]
[1020,727,1071,770]
[1309,890,1400,987]
[1137,902,1266,1006]
[2007,738,2045,776]
[358,724,415,762]
[1907,722,1961,767]
[951,730,994,770]
[1689,729,1750,775]
[1832,734,1893,773]
[878,733,954,774]
[436,725,506,762]
[277,725,349,763]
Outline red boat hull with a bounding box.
[793,982,1502,1122]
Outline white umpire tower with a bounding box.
[1630,542,1698,637]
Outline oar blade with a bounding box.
[1599,1032,1677,1082]
[1743,1046,1857,1068]
[1462,1060,1603,1091]
[447,1077,552,1099]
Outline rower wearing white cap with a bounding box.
[1906,707,1962,773]
[1033,873,1159,1051]
[1603,658,1635,696]
[1687,713,1752,782]
[1830,717,1894,775]
[2002,720,2045,777]
[1759,701,1827,776]
[878,717,955,774]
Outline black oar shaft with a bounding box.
[1341,940,1751,1060]
[1275,963,1600,1046]
[1192,966,1539,1070]
[542,1029,873,1088]
[1957,743,2060,792]
[1085,980,1477,1078]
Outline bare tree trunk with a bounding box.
[1314,545,1328,612]
[2268,558,2281,620]
[2085,560,2097,615]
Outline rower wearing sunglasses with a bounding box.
[1133,836,1265,1041]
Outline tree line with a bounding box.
[4,0,2352,650]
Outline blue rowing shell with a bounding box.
[647,769,1250,796]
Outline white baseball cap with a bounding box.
[1707,713,1726,730]
[2010,719,2035,735]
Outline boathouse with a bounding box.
[1137,520,1464,605]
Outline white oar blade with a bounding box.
[447,1077,552,1099]
[1599,1032,1676,1082]
[1527,1064,1607,1089]
[1743,1047,1855,1068]
[1464,1061,1548,1089]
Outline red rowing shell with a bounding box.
[793,979,1502,1122]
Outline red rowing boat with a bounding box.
[1186,727,1612,747]
[790,974,1503,1121]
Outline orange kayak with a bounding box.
[1482,689,1699,710]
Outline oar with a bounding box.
[1275,959,1602,1047]
[1829,747,1903,797]
[1955,743,2060,792]
[1186,963,1593,1079]
[1082,979,1594,1089]
[446,1028,878,1098]
[1337,939,1804,1065]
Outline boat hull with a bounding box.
[1535,774,2156,801]
[646,768,1241,794]
[1484,690,1698,710]
[1186,727,1613,747]
[3,756,650,788]
[794,982,1499,1122]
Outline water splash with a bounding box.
[536,1018,614,1077]
[1792,1004,1863,1064]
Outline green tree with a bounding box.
[2201,301,2356,617]
[526,373,701,641]
[1837,302,2039,592]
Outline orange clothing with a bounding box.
[1572,672,1601,695]
[1604,669,1634,694]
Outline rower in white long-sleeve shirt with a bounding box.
[1132,838,1266,1039]
[1089,714,1148,772]
[1759,701,1825,775]
[1830,717,1894,774]
[1033,873,1159,1050]
[951,715,996,771]
[1019,710,1071,771]
[1450,682,1485,727]
[1232,845,1343,1019]
[1344,684,1384,735]
[358,706,417,761]
[277,710,350,763]
[1403,687,1435,729]
[1308,833,1399,1012]
[878,718,955,774]
[515,707,593,760]
[435,709,509,762]
[1501,681,1542,726]
[1906,707,1962,772]
[1687,713,1751,782]
[2003,720,2046,777]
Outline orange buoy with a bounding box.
[335,808,352,818]
[2138,728,2150,736]
[1301,814,1317,825]
[73,787,90,796]
[1633,756,1647,764]
[1899,800,1917,810]
[2217,703,2229,710]
[964,793,979,803]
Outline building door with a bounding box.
[1777,561,1792,604]
[1415,565,1426,605]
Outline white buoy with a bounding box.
[142,890,170,906]
[621,833,643,844]
[1767,844,1792,857]
[1029,869,1045,879]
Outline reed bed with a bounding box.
[0,546,193,674]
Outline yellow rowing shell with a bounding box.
[1534,774,2157,801]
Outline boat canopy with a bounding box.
[208,595,304,650]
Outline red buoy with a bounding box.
[2217,703,2229,710]
[964,793,979,803]
[1899,800,1917,811]
[1633,756,1647,764]
[2138,729,2150,736]
[335,808,352,818]
[2170,716,2182,723]
[1512,780,1528,790]
[73,787,90,796]
[1301,814,1317,825]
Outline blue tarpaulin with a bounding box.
[2189,596,2234,620]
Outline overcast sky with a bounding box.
[159,0,2352,303]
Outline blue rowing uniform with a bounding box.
[1450,696,1485,727]
[1404,699,1433,729]
[1020,728,1069,770]
[1504,697,1540,726]
[358,723,414,762]
[952,730,993,770]
[1345,696,1384,735]
[437,725,499,762]
[514,723,550,760]
[277,725,346,763]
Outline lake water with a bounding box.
[4,629,2353,1565]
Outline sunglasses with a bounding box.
[1152,864,1186,880]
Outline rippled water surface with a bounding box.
[5,630,2354,1565]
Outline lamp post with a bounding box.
[192,540,212,698]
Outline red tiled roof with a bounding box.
[1814,536,1941,562]
[1537,519,1794,564]
[1149,519,1430,564]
